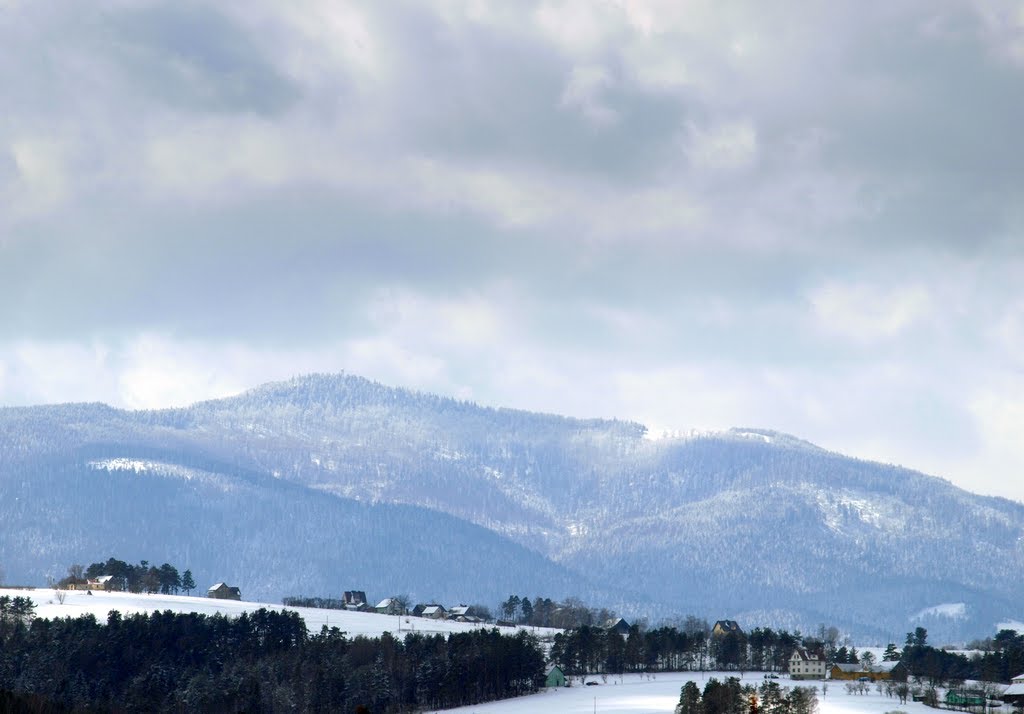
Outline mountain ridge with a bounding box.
[1,372,1021,641]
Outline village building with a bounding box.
[545,664,566,688]
[604,617,631,636]
[788,647,827,680]
[946,689,987,708]
[207,583,242,600]
[712,620,743,637]
[1003,673,1024,706]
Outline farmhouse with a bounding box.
[343,591,367,610]
[1003,673,1024,706]
[830,661,904,681]
[712,620,743,637]
[413,604,447,619]
[604,617,631,636]
[207,583,242,600]
[789,647,827,680]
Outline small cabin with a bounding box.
[207,582,242,600]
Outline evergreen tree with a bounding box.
[677,680,703,714]
[181,570,196,596]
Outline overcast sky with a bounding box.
[2,0,1023,502]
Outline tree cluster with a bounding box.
[0,608,545,713]
[676,677,818,714]
[57,557,196,595]
[500,594,614,628]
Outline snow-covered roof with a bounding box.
[375,598,393,608]
[1004,682,1024,696]
[833,664,862,672]
[208,582,226,590]
[1012,673,1024,684]
[422,605,444,615]
[450,605,471,616]
[91,575,113,583]
[870,661,900,672]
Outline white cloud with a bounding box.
[809,281,933,343]
[9,138,70,213]
[683,120,758,172]
[560,65,618,126]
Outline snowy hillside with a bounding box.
[1,587,556,639]
[1,373,1022,640]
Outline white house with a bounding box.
[789,647,827,680]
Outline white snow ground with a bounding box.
[0,587,555,638]
[427,671,940,714]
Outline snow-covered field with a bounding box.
[0,587,555,638]
[427,671,936,714]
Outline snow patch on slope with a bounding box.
[912,602,968,621]
[997,619,1024,633]
[88,458,235,491]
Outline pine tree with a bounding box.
[182,569,196,596]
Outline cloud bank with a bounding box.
[2,0,1023,502]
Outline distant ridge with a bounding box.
[1,372,1021,640]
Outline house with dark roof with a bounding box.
[712,620,743,637]
[343,591,367,610]
[604,617,631,636]
[207,583,242,600]
[789,647,827,680]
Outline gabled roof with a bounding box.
[449,605,471,616]
[546,664,563,676]
[870,661,901,672]
[833,663,862,672]
[375,598,394,608]
[714,620,741,633]
[208,582,227,590]
[791,647,823,661]
[1012,673,1024,683]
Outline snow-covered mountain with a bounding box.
[1,373,1022,640]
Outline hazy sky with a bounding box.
[2,1,1023,503]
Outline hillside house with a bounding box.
[789,647,827,680]
[448,605,483,623]
[545,664,566,688]
[713,620,743,637]
[343,591,367,610]
[375,598,403,615]
[207,583,242,600]
[604,617,631,636]
[1002,673,1024,705]
[86,573,115,590]
[413,604,447,619]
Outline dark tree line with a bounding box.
[550,621,821,676]
[903,627,1024,685]
[0,608,545,713]
[548,618,1024,687]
